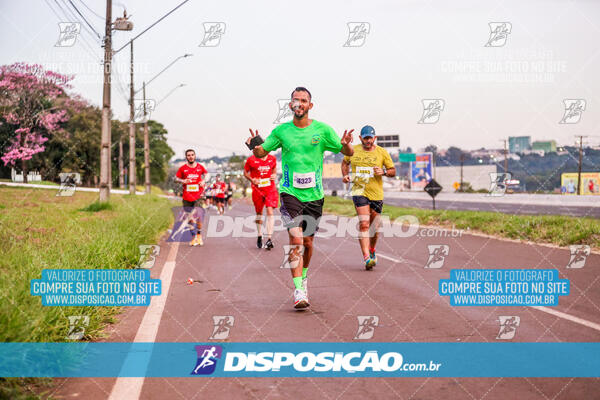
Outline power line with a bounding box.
[55,0,101,47]
[112,58,132,104]
[66,0,102,40]
[113,0,192,54]
[53,0,100,47]
[59,0,101,42]
[77,0,104,20]
[44,0,102,63]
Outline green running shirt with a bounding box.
[262,120,343,202]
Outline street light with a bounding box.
[100,5,134,201]
[137,54,193,93]
[128,53,192,194]
[157,83,186,106]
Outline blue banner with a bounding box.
[30,269,161,306]
[439,269,569,306]
[0,343,598,377]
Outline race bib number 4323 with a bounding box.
[293,172,316,189]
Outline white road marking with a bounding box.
[108,242,180,400]
[377,253,401,263]
[530,306,600,333]
[378,252,600,333]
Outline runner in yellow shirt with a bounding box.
[342,125,396,270]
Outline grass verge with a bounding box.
[323,195,600,250]
[0,186,176,398]
[136,185,166,196]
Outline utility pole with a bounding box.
[143,81,151,194]
[128,41,136,195]
[99,0,112,202]
[128,54,191,195]
[501,139,508,174]
[459,153,464,192]
[118,134,124,188]
[576,135,587,196]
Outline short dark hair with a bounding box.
[291,86,312,101]
[185,149,195,156]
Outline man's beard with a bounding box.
[294,110,307,119]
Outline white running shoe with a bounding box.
[302,278,307,297]
[293,288,309,309]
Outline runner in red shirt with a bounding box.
[244,154,278,250]
[175,149,207,246]
[211,174,227,215]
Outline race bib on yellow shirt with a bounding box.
[355,166,374,178]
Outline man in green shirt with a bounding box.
[246,87,354,309]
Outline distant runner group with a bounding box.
[176,86,395,309]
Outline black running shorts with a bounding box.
[279,193,324,236]
[182,199,200,208]
[352,195,383,214]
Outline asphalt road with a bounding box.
[384,196,600,218]
[55,200,600,399]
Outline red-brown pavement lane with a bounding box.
[56,201,600,400]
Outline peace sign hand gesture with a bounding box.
[341,129,354,146]
[246,128,259,147]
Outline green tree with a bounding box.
[111,119,128,187]
[148,120,174,185]
[31,103,101,186]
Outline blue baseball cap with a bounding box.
[360,125,375,138]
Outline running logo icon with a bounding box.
[559,99,586,124]
[209,316,234,340]
[66,316,89,340]
[496,316,520,340]
[418,99,445,124]
[133,99,156,123]
[425,245,449,269]
[343,22,370,47]
[137,245,160,269]
[488,172,510,196]
[57,172,80,196]
[281,245,305,269]
[354,316,379,340]
[55,22,81,47]
[191,345,223,375]
[566,245,590,269]
[485,22,512,47]
[273,99,294,124]
[199,22,226,47]
[168,207,204,242]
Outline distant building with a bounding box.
[521,149,545,156]
[377,134,400,153]
[531,140,557,153]
[470,149,504,159]
[322,162,342,178]
[508,136,531,153]
[435,165,497,191]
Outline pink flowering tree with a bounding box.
[0,63,73,182]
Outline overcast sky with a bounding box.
[1,0,599,159]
